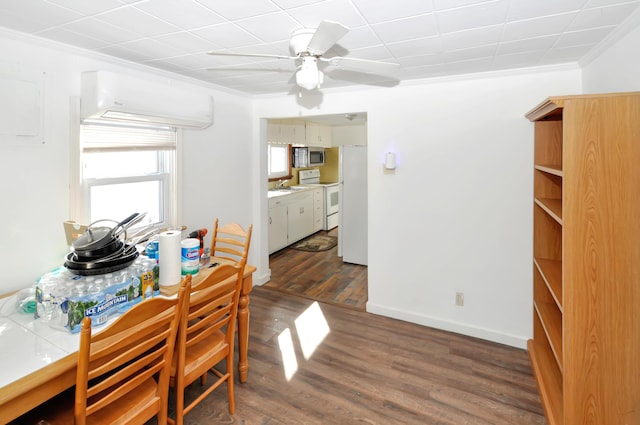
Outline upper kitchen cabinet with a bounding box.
[268,119,305,145]
[305,122,332,148]
[332,124,367,146]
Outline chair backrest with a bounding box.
[176,264,243,383]
[74,275,191,425]
[209,218,252,266]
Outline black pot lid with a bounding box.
[71,213,141,251]
[72,226,115,251]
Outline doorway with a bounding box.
[265,227,367,310]
[265,112,368,310]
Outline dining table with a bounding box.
[0,261,256,424]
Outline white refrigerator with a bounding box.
[338,145,368,266]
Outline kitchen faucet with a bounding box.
[276,179,288,189]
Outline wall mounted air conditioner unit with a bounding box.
[81,71,213,129]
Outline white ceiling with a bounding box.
[1,0,638,96]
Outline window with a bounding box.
[268,143,291,180]
[78,121,178,229]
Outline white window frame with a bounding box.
[268,143,291,180]
[69,97,181,229]
[81,173,171,225]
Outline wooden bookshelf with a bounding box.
[526,92,640,425]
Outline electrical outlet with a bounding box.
[455,292,464,307]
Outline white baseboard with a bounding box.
[254,270,271,286]
[366,302,529,349]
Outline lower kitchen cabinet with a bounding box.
[287,191,314,243]
[268,202,288,254]
[268,189,316,254]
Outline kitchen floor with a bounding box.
[266,227,368,310]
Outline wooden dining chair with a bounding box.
[168,263,245,425]
[209,218,252,267]
[18,275,191,425]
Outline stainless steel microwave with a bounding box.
[292,147,325,167]
[309,147,325,166]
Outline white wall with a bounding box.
[0,30,254,294]
[254,67,581,348]
[582,11,640,93]
[0,25,601,350]
[180,92,256,265]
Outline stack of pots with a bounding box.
[64,213,143,275]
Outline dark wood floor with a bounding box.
[163,286,546,424]
[266,228,368,310]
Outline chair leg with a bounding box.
[175,386,184,425]
[227,353,235,414]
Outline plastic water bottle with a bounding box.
[146,239,159,261]
[104,273,115,289]
[35,274,61,321]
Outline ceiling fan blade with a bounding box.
[306,21,349,55]
[207,51,296,60]
[325,57,401,76]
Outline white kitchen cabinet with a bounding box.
[267,122,281,143]
[305,122,332,148]
[332,124,367,146]
[268,199,288,254]
[312,188,323,232]
[288,121,306,144]
[287,191,314,243]
[268,189,317,254]
[268,119,305,145]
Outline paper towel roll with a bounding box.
[158,230,182,287]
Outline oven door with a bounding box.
[326,185,339,215]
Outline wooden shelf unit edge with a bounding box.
[534,258,563,311]
[525,92,640,121]
[534,164,563,177]
[534,198,563,225]
[526,97,565,121]
[528,339,563,425]
[533,301,563,371]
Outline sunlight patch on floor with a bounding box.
[295,301,330,360]
[277,327,298,381]
[277,301,331,381]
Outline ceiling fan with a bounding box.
[206,21,401,91]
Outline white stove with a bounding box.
[298,169,339,230]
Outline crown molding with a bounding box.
[579,6,640,68]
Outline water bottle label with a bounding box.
[141,270,154,299]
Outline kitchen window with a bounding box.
[268,143,292,180]
[77,120,178,228]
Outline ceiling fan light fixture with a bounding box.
[205,20,400,93]
[296,56,323,90]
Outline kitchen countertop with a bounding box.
[267,185,315,199]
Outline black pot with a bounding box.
[72,239,124,261]
[65,244,139,276]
